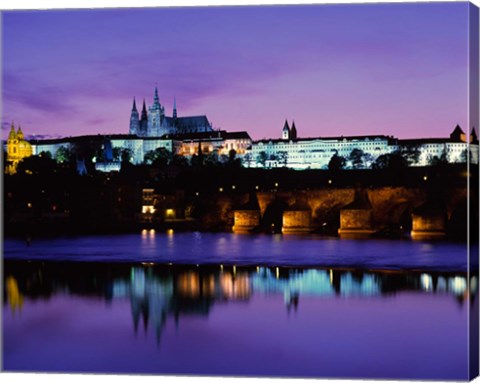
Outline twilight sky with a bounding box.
[1,3,472,140]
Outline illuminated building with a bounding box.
[129,87,213,137]
[249,122,479,169]
[4,95,477,172]
[5,123,33,174]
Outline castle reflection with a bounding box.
[3,261,477,344]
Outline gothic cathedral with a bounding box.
[129,87,213,137]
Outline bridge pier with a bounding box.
[338,189,375,237]
[411,211,447,239]
[410,201,447,239]
[338,208,375,237]
[282,210,313,234]
[232,210,261,233]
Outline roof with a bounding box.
[224,131,251,140]
[165,115,211,129]
[28,134,145,145]
[161,130,251,141]
[254,134,396,145]
[398,137,466,145]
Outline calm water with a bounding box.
[2,231,475,270]
[3,233,477,379]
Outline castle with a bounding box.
[3,84,478,173]
[129,87,213,137]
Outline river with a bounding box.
[3,232,477,379]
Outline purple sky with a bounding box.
[1,3,472,140]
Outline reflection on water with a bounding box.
[4,260,477,379]
[4,261,476,340]
[5,276,24,314]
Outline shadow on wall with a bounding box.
[262,199,289,233]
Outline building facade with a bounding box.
[129,87,213,137]
[248,122,479,169]
[5,123,33,174]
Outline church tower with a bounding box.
[140,99,148,136]
[290,121,297,140]
[129,98,140,135]
[148,86,165,136]
[173,96,177,120]
[282,120,290,140]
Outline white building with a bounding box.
[248,122,478,169]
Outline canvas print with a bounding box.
[2,2,479,380]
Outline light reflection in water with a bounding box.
[3,260,477,379]
[4,262,476,348]
[6,276,23,314]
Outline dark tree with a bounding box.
[348,149,365,169]
[372,151,408,170]
[401,145,421,166]
[120,148,134,164]
[17,154,58,175]
[55,146,72,164]
[256,151,268,168]
[328,153,346,171]
[144,147,170,166]
[243,153,253,168]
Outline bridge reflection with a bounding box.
[4,261,477,345]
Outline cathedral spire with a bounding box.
[129,98,140,135]
[153,86,160,105]
[141,99,147,119]
[282,119,290,140]
[291,120,297,140]
[173,96,177,119]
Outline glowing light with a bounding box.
[328,179,332,184]
[274,182,279,187]
[329,269,333,285]
[420,273,433,291]
[423,176,428,181]
[276,267,280,279]
[255,185,259,190]
[257,266,260,273]
[195,192,199,196]
[233,265,237,276]
[232,185,236,190]
[219,187,223,192]
[27,202,32,208]
[6,277,23,313]
[167,228,174,235]
[220,264,224,271]
[450,276,467,294]
[142,205,155,214]
[166,208,175,217]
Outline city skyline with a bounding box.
[2,2,473,141]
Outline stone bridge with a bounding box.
[230,186,470,238]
